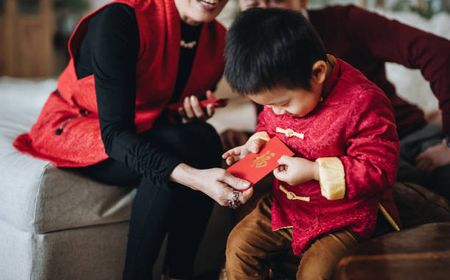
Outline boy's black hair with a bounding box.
[224,8,327,95]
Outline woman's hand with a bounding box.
[222,138,267,166]
[178,90,216,123]
[170,163,254,207]
[273,156,319,185]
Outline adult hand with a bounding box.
[222,138,267,166]
[178,90,216,123]
[415,140,450,173]
[220,129,251,152]
[273,156,319,185]
[170,163,254,207]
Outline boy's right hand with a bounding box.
[222,138,267,166]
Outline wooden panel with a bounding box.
[0,17,4,75]
[0,0,55,77]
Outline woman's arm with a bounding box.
[85,5,253,205]
[87,4,182,184]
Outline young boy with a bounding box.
[222,8,401,279]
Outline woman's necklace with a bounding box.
[180,40,197,49]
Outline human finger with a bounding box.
[277,155,293,166]
[206,90,215,100]
[220,171,251,190]
[246,139,265,154]
[183,96,195,119]
[206,104,215,117]
[273,166,288,181]
[190,95,205,119]
[240,187,254,204]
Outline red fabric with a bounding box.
[257,59,400,255]
[309,5,450,138]
[14,0,226,167]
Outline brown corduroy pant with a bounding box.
[225,194,359,280]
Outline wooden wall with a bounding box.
[0,0,55,77]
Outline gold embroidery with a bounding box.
[276,127,304,139]
[378,203,401,232]
[251,150,276,168]
[279,185,310,202]
[273,225,293,231]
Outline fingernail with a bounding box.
[243,181,250,188]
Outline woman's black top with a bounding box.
[75,4,203,181]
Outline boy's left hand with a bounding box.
[273,156,319,185]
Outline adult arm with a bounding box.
[89,5,252,203]
[343,5,450,136]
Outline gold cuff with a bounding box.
[248,131,270,142]
[316,157,346,200]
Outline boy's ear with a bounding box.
[310,60,327,85]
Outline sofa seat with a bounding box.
[336,222,450,279]
[0,79,137,279]
[0,78,135,235]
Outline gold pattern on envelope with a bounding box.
[251,150,276,168]
[279,185,310,202]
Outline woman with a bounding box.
[14,0,253,279]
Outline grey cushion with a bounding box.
[0,78,134,234]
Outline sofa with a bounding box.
[0,78,242,280]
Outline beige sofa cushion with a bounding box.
[0,78,134,234]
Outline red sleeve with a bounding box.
[340,89,400,199]
[344,5,450,136]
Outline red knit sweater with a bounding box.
[309,5,450,138]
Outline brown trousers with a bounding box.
[225,194,359,280]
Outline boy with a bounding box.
[223,8,400,279]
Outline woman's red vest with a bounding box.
[13,0,226,167]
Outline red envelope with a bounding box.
[227,136,294,185]
[167,97,229,112]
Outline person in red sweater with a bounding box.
[223,0,450,198]
[222,8,400,279]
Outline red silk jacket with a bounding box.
[257,58,400,255]
[14,0,225,167]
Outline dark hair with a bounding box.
[224,8,327,95]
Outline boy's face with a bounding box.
[238,0,307,11]
[247,60,328,117]
[248,87,322,117]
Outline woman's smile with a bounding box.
[197,0,220,11]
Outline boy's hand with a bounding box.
[273,156,319,185]
[222,138,267,166]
